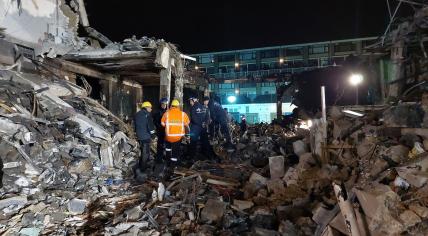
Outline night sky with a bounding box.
[85,0,414,54]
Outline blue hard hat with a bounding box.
[160,98,168,104]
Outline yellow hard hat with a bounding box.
[141,101,152,108]
[171,99,180,107]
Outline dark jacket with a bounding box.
[208,100,227,123]
[190,102,209,127]
[153,107,167,134]
[240,119,247,132]
[134,109,155,141]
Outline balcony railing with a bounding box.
[209,66,325,80]
[219,94,278,104]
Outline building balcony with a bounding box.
[208,66,323,82]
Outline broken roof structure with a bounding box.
[0,0,205,120]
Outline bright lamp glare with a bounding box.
[227,96,237,103]
[349,74,363,86]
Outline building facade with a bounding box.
[191,37,377,123]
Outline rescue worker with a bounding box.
[134,101,155,171]
[161,99,190,166]
[153,98,168,163]
[205,96,234,151]
[240,115,247,134]
[189,97,211,159]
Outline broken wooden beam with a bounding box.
[332,182,361,236]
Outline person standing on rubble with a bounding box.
[134,101,155,171]
[189,97,212,159]
[205,96,234,151]
[161,99,190,167]
[153,98,168,163]
[240,115,247,134]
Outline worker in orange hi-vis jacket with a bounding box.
[161,99,190,167]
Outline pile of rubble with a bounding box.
[2,69,428,235]
[102,100,428,235]
[0,70,140,235]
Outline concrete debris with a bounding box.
[233,199,254,211]
[399,210,421,228]
[201,199,226,223]
[292,140,307,156]
[0,71,139,234]
[0,196,28,210]
[0,97,424,234]
[249,172,268,186]
[409,203,428,219]
[0,5,428,235]
[68,198,87,215]
[269,156,285,179]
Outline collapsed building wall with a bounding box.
[369,6,428,102]
[0,0,81,56]
[0,0,205,121]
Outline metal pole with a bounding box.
[321,86,326,122]
[382,0,402,45]
[321,86,327,141]
[356,85,359,105]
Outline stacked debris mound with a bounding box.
[0,70,139,235]
[115,100,428,235]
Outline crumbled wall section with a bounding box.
[0,0,80,55]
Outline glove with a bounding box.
[184,134,191,143]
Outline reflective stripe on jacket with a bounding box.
[161,107,190,143]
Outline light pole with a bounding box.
[349,74,363,105]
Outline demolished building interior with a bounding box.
[1,0,428,236]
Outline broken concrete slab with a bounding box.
[396,166,428,188]
[296,152,315,169]
[252,227,279,236]
[67,198,87,215]
[321,226,342,236]
[292,140,307,156]
[201,199,226,223]
[249,172,268,186]
[19,227,41,236]
[328,213,348,235]
[354,185,395,219]
[399,210,421,228]
[269,156,285,179]
[409,203,428,218]
[278,220,298,236]
[266,179,285,195]
[282,167,298,186]
[312,204,331,225]
[70,144,92,158]
[0,196,28,210]
[381,145,410,163]
[233,200,254,211]
[124,206,144,221]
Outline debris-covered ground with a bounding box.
[2,69,428,235]
[0,70,140,235]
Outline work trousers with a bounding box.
[190,124,211,157]
[165,141,181,167]
[139,140,151,170]
[156,132,165,162]
[219,121,232,144]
